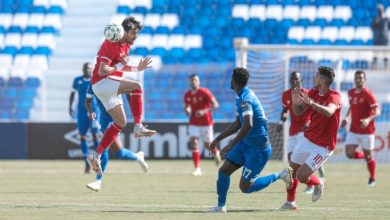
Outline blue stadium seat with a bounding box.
[7,77,23,88]
[116,6,130,14]
[133,47,148,56]
[25,77,41,88]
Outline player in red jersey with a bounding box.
[278,71,325,194]
[280,66,341,210]
[184,74,220,176]
[341,70,380,187]
[87,16,156,175]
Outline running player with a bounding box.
[69,62,100,173]
[184,74,221,176]
[207,67,292,213]
[341,70,380,187]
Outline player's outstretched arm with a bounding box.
[292,88,308,116]
[69,91,75,117]
[85,97,96,120]
[341,107,351,128]
[210,117,240,151]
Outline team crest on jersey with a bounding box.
[359,98,364,103]
[241,101,249,111]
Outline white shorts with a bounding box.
[291,136,333,171]
[287,132,304,154]
[92,78,123,111]
[188,125,213,143]
[345,131,375,150]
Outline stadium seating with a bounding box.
[0,0,67,120]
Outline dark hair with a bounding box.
[289,71,301,80]
[232,67,250,86]
[189,74,199,79]
[318,66,335,86]
[82,62,91,73]
[122,16,143,32]
[355,70,366,79]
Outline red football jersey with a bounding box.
[348,88,378,134]
[91,39,131,85]
[282,88,312,136]
[184,87,214,126]
[304,88,342,151]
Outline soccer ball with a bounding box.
[104,23,124,42]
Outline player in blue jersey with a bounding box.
[84,84,148,191]
[207,67,293,213]
[69,62,101,173]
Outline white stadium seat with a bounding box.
[321,26,338,42]
[317,6,334,22]
[167,34,185,49]
[386,7,390,18]
[288,26,305,42]
[304,26,321,42]
[149,55,162,70]
[0,54,13,70]
[249,5,266,21]
[266,5,283,21]
[30,55,49,71]
[0,34,4,49]
[334,6,352,21]
[143,14,161,29]
[5,33,22,48]
[151,34,169,48]
[300,6,317,21]
[37,33,56,49]
[43,14,62,30]
[0,67,9,79]
[283,5,300,21]
[337,26,355,41]
[10,67,27,78]
[12,13,29,29]
[134,34,152,49]
[111,14,127,25]
[160,14,179,29]
[118,0,134,8]
[26,68,44,78]
[14,55,31,69]
[232,5,249,20]
[28,14,45,28]
[50,0,69,10]
[34,0,50,8]
[354,26,373,42]
[0,14,13,29]
[183,35,202,49]
[21,34,38,48]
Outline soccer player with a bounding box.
[85,85,148,191]
[280,66,341,211]
[207,67,292,213]
[184,74,221,176]
[341,70,380,187]
[277,71,325,194]
[88,16,156,175]
[69,62,100,173]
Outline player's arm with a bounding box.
[210,116,241,152]
[184,103,191,116]
[341,107,351,128]
[69,91,75,116]
[227,114,252,148]
[85,96,96,121]
[277,107,288,132]
[98,61,117,77]
[292,88,309,116]
[300,92,338,117]
[121,57,152,72]
[361,106,381,128]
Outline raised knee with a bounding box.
[297,175,309,184]
[131,82,142,91]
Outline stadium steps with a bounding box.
[33,0,116,121]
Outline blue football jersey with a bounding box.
[72,76,99,117]
[235,86,269,147]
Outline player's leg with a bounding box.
[208,143,243,213]
[202,125,222,166]
[279,161,300,210]
[90,120,101,149]
[118,79,156,138]
[188,125,202,175]
[111,137,148,172]
[240,145,292,194]
[87,149,108,192]
[345,132,364,159]
[78,118,90,173]
[362,134,376,186]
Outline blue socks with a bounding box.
[115,149,137,160]
[80,139,89,166]
[96,150,109,181]
[217,171,230,207]
[244,173,280,193]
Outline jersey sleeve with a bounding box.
[329,92,342,109]
[281,91,288,108]
[202,88,214,103]
[241,97,253,116]
[183,91,189,105]
[97,41,115,66]
[86,84,94,99]
[366,90,378,109]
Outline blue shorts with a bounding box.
[226,141,272,183]
[77,114,99,136]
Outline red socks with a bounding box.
[287,178,299,202]
[129,89,143,124]
[96,123,123,155]
[192,149,200,168]
[305,175,321,186]
[367,157,376,180]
